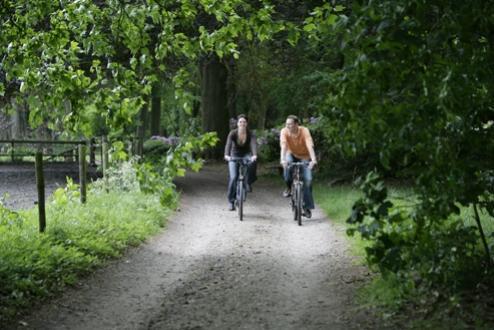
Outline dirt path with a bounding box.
[8,164,376,330]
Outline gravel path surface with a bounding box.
[7,164,377,330]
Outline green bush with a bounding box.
[143,138,172,157]
[256,128,281,163]
[347,172,493,294]
[315,182,494,327]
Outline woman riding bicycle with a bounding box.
[224,114,258,211]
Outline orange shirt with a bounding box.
[280,126,314,160]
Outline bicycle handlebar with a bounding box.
[288,161,309,168]
[229,156,252,162]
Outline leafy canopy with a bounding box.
[1,0,330,136]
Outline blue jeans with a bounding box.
[283,154,314,209]
[227,156,257,203]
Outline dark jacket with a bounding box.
[224,129,257,157]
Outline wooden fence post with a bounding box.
[102,136,109,176]
[128,138,133,158]
[89,137,96,167]
[100,136,104,169]
[137,136,143,159]
[11,141,14,162]
[35,151,46,232]
[79,144,87,203]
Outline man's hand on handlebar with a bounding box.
[224,155,231,162]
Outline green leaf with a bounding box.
[19,81,27,93]
[326,14,337,25]
[176,168,186,177]
[303,23,317,32]
[334,5,345,12]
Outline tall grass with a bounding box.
[313,184,361,225]
[313,183,370,258]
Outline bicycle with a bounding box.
[288,161,308,226]
[230,156,251,221]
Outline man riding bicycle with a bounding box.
[224,114,258,211]
[280,115,317,218]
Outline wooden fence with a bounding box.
[0,136,145,231]
[0,139,99,165]
[0,138,110,232]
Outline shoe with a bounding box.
[282,188,291,198]
[303,208,312,218]
[228,202,235,211]
[246,184,252,193]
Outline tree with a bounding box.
[200,55,229,157]
[0,0,311,143]
[150,82,162,136]
[302,0,494,291]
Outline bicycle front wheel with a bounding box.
[291,187,298,221]
[295,184,302,226]
[237,181,244,221]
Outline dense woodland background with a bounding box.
[1,0,493,325]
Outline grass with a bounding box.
[460,205,494,238]
[313,184,361,225]
[313,183,369,258]
[0,186,174,323]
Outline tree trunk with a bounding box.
[136,102,148,158]
[200,55,229,158]
[150,82,161,136]
[11,98,28,139]
[225,57,237,120]
[257,95,267,130]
